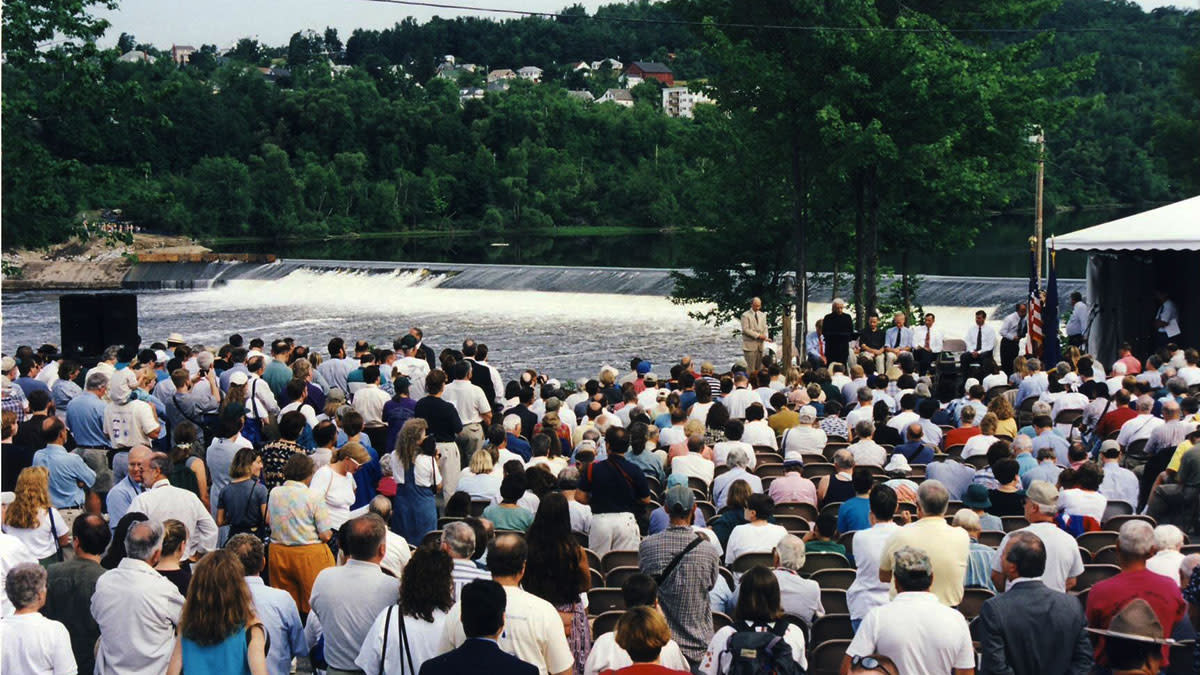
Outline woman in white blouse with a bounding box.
[457,449,502,502]
[354,545,455,674]
[2,467,69,565]
[724,493,788,566]
[309,442,369,537]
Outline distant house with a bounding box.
[257,66,292,84]
[590,58,623,72]
[517,66,543,82]
[597,88,634,108]
[330,64,353,77]
[625,61,673,86]
[567,90,595,102]
[488,68,516,82]
[568,61,592,73]
[118,50,155,64]
[436,59,478,80]
[171,45,197,65]
[662,86,713,118]
[460,86,486,102]
[486,80,510,93]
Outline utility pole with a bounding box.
[782,273,796,369]
[1033,128,1046,283]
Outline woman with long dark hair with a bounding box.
[355,545,456,674]
[167,550,267,675]
[522,492,592,674]
[390,418,440,542]
[700,566,807,674]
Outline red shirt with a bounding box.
[1096,407,1138,439]
[1086,568,1185,665]
[942,426,981,451]
[602,666,690,675]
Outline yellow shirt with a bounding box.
[878,516,970,606]
[1168,439,1195,473]
[994,417,1018,439]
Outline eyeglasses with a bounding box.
[851,655,894,674]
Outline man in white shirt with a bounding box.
[103,369,161,449]
[911,313,944,376]
[886,394,920,435]
[92,520,185,674]
[440,534,574,675]
[998,303,1029,374]
[1117,395,1165,449]
[845,546,975,675]
[1098,442,1139,509]
[1066,292,1088,347]
[845,387,876,430]
[443,360,493,461]
[127,452,218,558]
[780,405,827,461]
[442,522,493,602]
[310,516,401,673]
[847,420,887,467]
[961,310,999,376]
[351,365,391,428]
[740,403,777,449]
[991,481,1083,593]
[881,312,913,375]
[0,531,35,618]
[723,372,759,420]
[846,484,901,630]
[712,421,756,468]
[558,468,593,534]
[1,563,77,675]
[392,335,431,399]
[1154,289,1182,349]
[757,534,824,624]
[841,365,868,408]
[672,435,716,486]
[712,447,763,508]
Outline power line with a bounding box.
[355,0,1198,34]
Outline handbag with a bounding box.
[379,605,416,674]
[48,509,64,563]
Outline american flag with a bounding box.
[1027,247,1043,356]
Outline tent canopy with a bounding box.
[1054,196,1200,252]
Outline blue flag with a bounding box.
[1043,246,1061,367]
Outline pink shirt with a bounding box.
[768,473,818,507]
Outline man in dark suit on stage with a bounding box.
[421,579,537,675]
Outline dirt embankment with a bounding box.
[2,233,211,290]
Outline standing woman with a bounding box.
[309,442,367,554]
[354,546,456,674]
[390,419,441,543]
[168,422,210,511]
[523,492,592,674]
[266,453,334,615]
[217,447,270,541]
[167,549,268,675]
[208,405,253,516]
[2,466,69,566]
[382,376,417,455]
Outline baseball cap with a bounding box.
[0,357,15,373]
[398,334,418,350]
[664,484,696,515]
[797,405,817,424]
[326,387,347,404]
[637,361,652,375]
[1026,480,1059,513]
[1100,439,1122,457]
[229,370,249,386]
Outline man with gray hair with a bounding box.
[848,420,886,467]
[1016,358,1048,406]
[756,533,824,624]
[127,452,217,558]
[822,297,854,367]
[1145,399,1192,457]
[978,531,1092,675]
[740,296,769,372]
[992,481,1083,593]
[711,446,762,509]
[65,370,113,489]
[1085,520,1186,669]
[2,562,76,674]
[846,546,975,675]
[443,520,491,601]
[1117,395,1165,449]
[557,467,592,534]
[92,519,185,673]
[878,480,969,607]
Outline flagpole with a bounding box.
[1034,129,1046,285]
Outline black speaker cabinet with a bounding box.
[59,293,140,363]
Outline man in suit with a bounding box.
[977,531,1093,675]
[422,579,537,675]
[960,310,998,377]
[822,298,855,367]
[740,297,769,372]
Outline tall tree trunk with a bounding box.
[791,138,808,358]
[865,167,880,323]
[853,171,866,328]
[901,249,911,316]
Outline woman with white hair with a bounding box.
[0,562,76,673]
[952,510,997,592]
[1147,524,1187,586]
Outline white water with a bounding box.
[2,268,1007,380]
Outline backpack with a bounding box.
[722,620,805,675]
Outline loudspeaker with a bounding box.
[59,293,140,363]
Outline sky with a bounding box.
[92,0,1197,49]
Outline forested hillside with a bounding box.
[2,0,1195,250]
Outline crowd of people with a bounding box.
[0,300,1198,674]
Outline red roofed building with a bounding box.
[625,61,674,86]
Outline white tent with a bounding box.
[1055,196,1200,252]
[1053,196,1200,362]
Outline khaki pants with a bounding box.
[743,348,764,372]
[589,512,640,557]
[437,441,462,497]
[58,507,85,533]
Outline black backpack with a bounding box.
[722,620,805,675]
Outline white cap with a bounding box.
[229,371,249,386]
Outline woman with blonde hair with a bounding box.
[167,549,268,675]
[2,466,69,565]
[986,396,1018,439]
[457,448,501,502]
[156,519,192,596]
[390,418,440,541]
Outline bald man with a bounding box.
[104,445,151,531]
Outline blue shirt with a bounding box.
[836,496,871,534]
[15,376,49,396]
[350,445,382,510]
[506,434,532,461]
[65,391,109,448]
[1032,431,1071,467]
[245,576,307,675]
[1015,452,1038,477]
[893,442,935,464]
[105,474,144,531]
[52,379,83,412]
[32,444,96,508]
[1022,462,1063,490]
